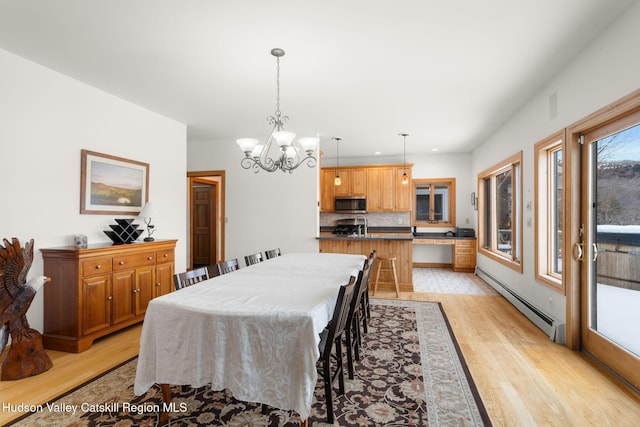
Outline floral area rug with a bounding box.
[9,299,491,426]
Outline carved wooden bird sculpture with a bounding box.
[0,238,49,354]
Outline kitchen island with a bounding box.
[318,231,413,292]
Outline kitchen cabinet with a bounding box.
[367,167,394,211]
[396,167,412,211]
[319,236,413,292]
[41,239,176,352]
[320,168,336,212]
[334,167,366,197]
[452,239,477,272]
[321,164,412,212]
[367,166,412,212]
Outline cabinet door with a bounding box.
[334,169,352,197]
[82,274,112,335]
[350,168,367,196]
[111,270,136,325]
[156,262,175,296]
[320,168,336,211]
[396,167,412,211]
[380,167,396,211]
[366,168,382,211]
[134,266,156,316]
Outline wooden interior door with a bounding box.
[191,182,217,267]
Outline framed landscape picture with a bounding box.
[80,149,149,215]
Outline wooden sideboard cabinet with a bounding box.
[452,239,476,272]
[41,239,177,352]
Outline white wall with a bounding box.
[188,139,319,263]
[0,48,188,331]
[470,1,640,326]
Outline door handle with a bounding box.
[573,242,583,262]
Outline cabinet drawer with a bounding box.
[455,248,474,255]
[82,258,113,277]
[455,240,475,247]
[113,252,156,270]
[455,255,475,266]
[156,249,174,263]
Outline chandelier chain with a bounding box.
[275,55,281,118]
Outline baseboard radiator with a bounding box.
[475,267,566,344]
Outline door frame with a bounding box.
[187,170,226,270]
[565,89,640,351]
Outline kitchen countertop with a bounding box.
[317,231,475,241]
[317,231,413,241]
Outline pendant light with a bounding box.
[333,137,342,185]
[400,133,409,184]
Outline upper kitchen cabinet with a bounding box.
[396,167,412,211]
[367,167,395,211]
[320,164,412,212]
[320,168,336,211]
[334,167,367,197]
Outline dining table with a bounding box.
[133,252,367,421]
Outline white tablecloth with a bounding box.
[134,252,366,419]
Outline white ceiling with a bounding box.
[0,0,635,158]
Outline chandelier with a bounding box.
[236,48,319,173]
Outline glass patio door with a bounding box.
[580,112,640,389]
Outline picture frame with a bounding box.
[80,149,149,215]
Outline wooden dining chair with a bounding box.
[264,248,281,259]
[244,252,263,266]
[345,255,375,379]
[361,250,377,332]
[317,275,356,424]
[173,267,210,290]
[216,258,239,275]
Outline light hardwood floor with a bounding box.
[1,290,639,426]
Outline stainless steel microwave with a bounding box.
[335,196,367,213]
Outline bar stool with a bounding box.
[373,256,400,298]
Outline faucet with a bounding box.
[355,215,368,237]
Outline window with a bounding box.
[534,131,564,291]
[412,178,456,226]
[478,152,522,272]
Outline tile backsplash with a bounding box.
[320,212,411,227]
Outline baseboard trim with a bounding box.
[413,262,452,269]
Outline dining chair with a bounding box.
[216,258,239,275]
[173,266,210,290]
[264,248,281,259]
[345,254,376,379]
[317,275,356,424]
[344,268,365,380]
[244,252,263,266]
[361,250,377,333]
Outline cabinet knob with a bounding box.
[147,256,153,260]
[156,283,161,286]
[133,289,140,293]
[96,265,102,269]
[107,296,113,300]
[163,253,168,258]
[119,261,125,265]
